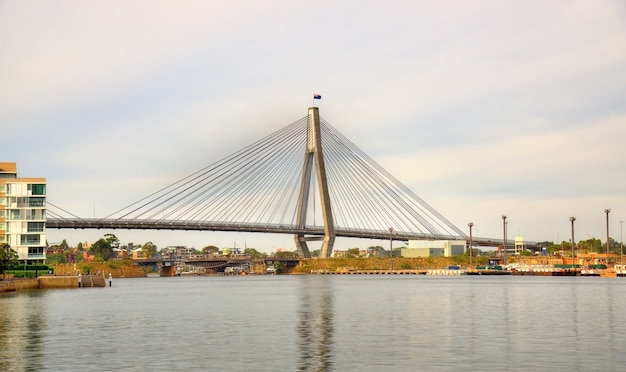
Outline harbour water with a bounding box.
[1,275,625,371]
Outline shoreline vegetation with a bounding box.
[49,261,147,278]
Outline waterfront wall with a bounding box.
[0,280,17,292]
[14,278,39,290]
[51,262,146,278]
[79,275,106,287]
[40,276,79,288]
[2,276,100,292]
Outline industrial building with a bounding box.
[402,239,467,257]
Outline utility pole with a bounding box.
[605,209,611,257]
[619,221,624,264]
[468,222,474,268]
[502,215,507,265]
[570,217,576,268]
[389,227,393,271]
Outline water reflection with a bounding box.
[297,276,333,372]
[0,291,47,371]
[1,276,626,370]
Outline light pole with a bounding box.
[619,221,624,264]
[468,222,474,268]
[502,215,507,265]
[389,227,393,271]
[605,209,611,257]
[570,217,576,268]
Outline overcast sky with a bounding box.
[2,1,625,252]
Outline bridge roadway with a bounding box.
[134,256,300,270]
[46,218,532,248]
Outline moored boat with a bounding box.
[467,265,510,275]
[510,265,578,276]
[614,264,626,277]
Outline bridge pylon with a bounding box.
[294,107,335,258]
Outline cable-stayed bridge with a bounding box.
[47,107,469,258]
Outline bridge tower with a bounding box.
[294,107,335,258]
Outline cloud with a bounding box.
[2,0,625,251]
[378,113,626,241]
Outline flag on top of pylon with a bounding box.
[313,94,322,99]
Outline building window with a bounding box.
[29,197,45,207]
[28,247,44,256]
[16,197,27,208]
[27,222,44,232]
[21,234,41,245]
[7,209,45,220]
[30,184,46,195]
[28,209,44,220]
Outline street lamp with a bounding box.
[619,221,624,264]
[502,215,507,265]
[570,217,576,268]
[468,222,474,268]
[605,209,611,257]
[389,227,393,271]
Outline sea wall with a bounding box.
[51,262,146,278]
[2,277,93,291]
[13,278,39,290]
[39,276,79,289]
[0,280,17,292]
[79,275,106,287]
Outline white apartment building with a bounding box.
[0,162,47,264]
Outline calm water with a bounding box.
[1,275,625,371]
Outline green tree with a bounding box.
[578,238,597,252]
[202,245,220,255]
[368,245,387,257]
[0,243,19,276]
[274,250,298,259]
[46,252,68,264]
[59,239,69,250]
[142,241,157,259]
[243,247,265,258]
[90,238,113,261]
[545,243,562,255]
[347,248,360,258]
[104,233,120,249]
